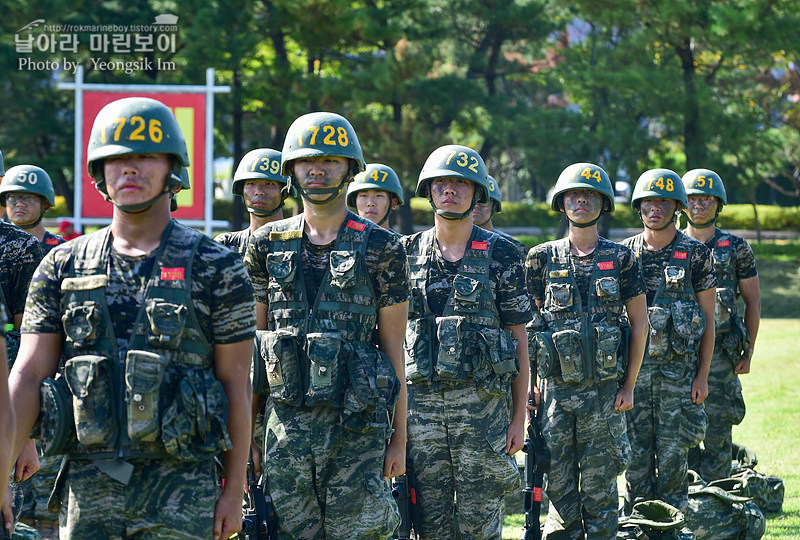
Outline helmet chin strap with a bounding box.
[685,207,719,229]
[292,177,349,206]
[568,209,603,229]
[108,189,170,214]
[639,209,678,231]
[473,207,494,227]
[428,191,478,221]
[18,211,44,230]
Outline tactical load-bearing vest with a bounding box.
[257,212,400,431]
[39,221,231,462]
[403,226,519,395]
[711,229,750,360]
[630,232,706,369]
[532,237,629,384]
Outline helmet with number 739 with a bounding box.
[631,168,688,210]
[87,97,190,198]
[233,148,288,196]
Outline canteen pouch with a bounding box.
[647,306,672,360]
[474,327,519,395]
[552,329,585,383]
[63,354,117,447]
[145,300,187,350]
[305,332,345,407]
[452,274,481,314]
[715,287,737,333]
[435,315,468,380]
[264,328,304,405]
[404,316,433,382]
[671,300,706,355]
[162,366,232,461]
[534,331,559,379]
[329,250,358,289]
[664,265,686,292]
[35,377,77,456]
[125,350,168,443]
[594,325,621,381]
[267,251,297,288]
[595,276,621,304]
[547,282,574,311]
[341,347,400,433]
[62,301,101,348]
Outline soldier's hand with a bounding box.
[614,387,634,412]
[14,438,40,482]
[383,436,406,480]
[250,441,262,479]
[691,376,709,405]
[505,422,525,455]
[213,489,243,540]
[2,486,12,537]
[734,355,751,375]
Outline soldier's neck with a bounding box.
[249,211,282,234]
[685,222,715,244]
[302,199,348,246]
[434,216,473,262]
[642,224,677,251]
[111,202,171,256]
[477,220,494,232]
[567,225,599,256]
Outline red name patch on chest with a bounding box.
[346,220,366,231]
[45,238,60,245]
[674,251,688,260]
[471,241,488,250]
[161,267,185,280]
[597,261,614,270]
[718,240,730,247]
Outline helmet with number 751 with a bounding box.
[682,169,727,206]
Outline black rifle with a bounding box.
[392,463,421,539]
[521,381,549,540]
[240,459,278,540]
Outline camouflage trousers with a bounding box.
[263,402,399,540]
[624,361,706,513]
[59,457,218,539]
[689,346,745,482]
[406,380,520,540]
[21,451,61,521]
[540,377,630,540]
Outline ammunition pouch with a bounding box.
[595,276,621,304]
[552,329,585,384]
[145,299,187,350]
[715,287,737,333]
[647,306,672,361]
[63,354,117,447]
[305,332,345,407]
[264,328,304,406]
[670,299,706,356]
[125,350,168,443]
[593,324,621,382]
[435,315,469,380]
[474,326,519,395]
[341,346,400,433]
[404,316,433,382]
[329,250,358,289]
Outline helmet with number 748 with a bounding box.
[631,168,688,210]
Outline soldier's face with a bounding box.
[104,153,171,206]
[355,189,394,223]
[430,177,475,214]
[243,179,283,212]
[639,198,678,228]
[686,195,719,225]
[6,194,44,227]
[292,156,349,200]
[563,189,602,224]
[472,202,493,226]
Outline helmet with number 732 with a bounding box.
[87,97,190,198]
[631,168,688,210]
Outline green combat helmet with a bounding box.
[281,112,365,205]
[417,144,489,220]
[168,167,191,212]
[631,168,687,230]
[233,148,289,217]
[551,162,614,228]
[0,165,57,229]
[623,500,687,540]
[87,97,190,213]
[346,163,404,226]
[682,169,727,228]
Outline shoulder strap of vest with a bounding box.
[268,214,304,252]
[333,211,374,257]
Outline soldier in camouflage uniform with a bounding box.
[402,145,531,540]
[216,148,288,257]
[1,165,65,538]
[526,163,649,539]
[1,165,65,253]
[245,112,408,540]
[621,169,716,523]
[1,302,16,528]
[346,162,405,236]
[5,97,255,540]
[681,169,760,481]
[473,175,526,261]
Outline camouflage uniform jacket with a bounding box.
[23,220,255,462]
[623,231,716,368]
[215,228,251,260]
[41,230,65,255]
[402,226,530,395]
[526,236,644,384]
[246,212,405,426]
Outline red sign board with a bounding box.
[81,91,206,219]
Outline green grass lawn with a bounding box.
[503,242,800,538]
